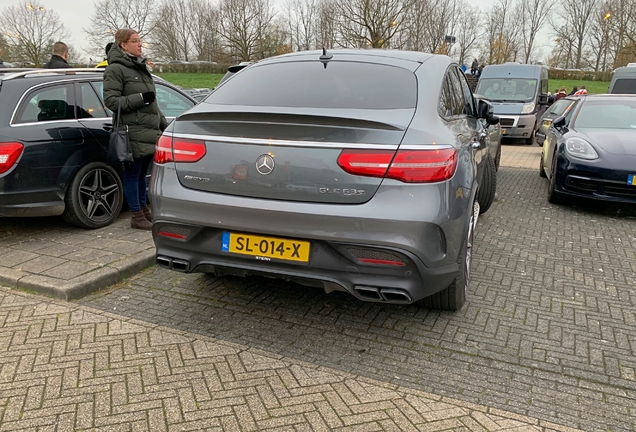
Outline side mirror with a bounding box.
[477,99,493,119]
[553,115,566,129]
[539,93,549,105]
[486,115,500,125]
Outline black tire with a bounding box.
[62,162,124,229]
[476,154,496,214]
[547,153,562,204]
[419,200,477,311]
[539,151,547,178]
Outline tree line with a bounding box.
[1,0,635,70]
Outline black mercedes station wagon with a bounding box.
[0,69,196,228]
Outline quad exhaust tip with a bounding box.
[156,256,190,272]
[354,286,412,304]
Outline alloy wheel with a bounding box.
[78,168,120,222]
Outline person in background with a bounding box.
[95,42,114,68]
[471,58,479,75]
[568,86,578,96]
[476,64,485,78]
[103,28,168,230]
[0,48,6,68]
[574,86,588,95]
[44,42,70,69]
[548,88,559,104]
[554,88,567,102]
[484,81,502,98]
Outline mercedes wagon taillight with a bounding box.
[154,135,206,164]
[337,148,457,183]
[0,142,24,174]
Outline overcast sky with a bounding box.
[1,0,553,62]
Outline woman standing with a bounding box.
[103,29,167,230]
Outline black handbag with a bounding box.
[107,98,134,164]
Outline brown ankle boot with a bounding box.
[131,211,152,230]
[142,206,152,222]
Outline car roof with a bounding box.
[578,94,636,101]
[255,49,438,68]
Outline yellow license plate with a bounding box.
[221,232,310,263]
[543,120,552,127]
[501,128,506,135]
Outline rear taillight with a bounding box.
[154,135,206,164]
[0,142,24,174]
[338,148,457,183]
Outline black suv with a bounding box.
[0,69,196,228]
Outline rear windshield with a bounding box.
[207,61,417,109]
[574,100,636,129]
[611,79,636,94]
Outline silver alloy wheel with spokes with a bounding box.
[79,168,120,221]
[63,162,123,229]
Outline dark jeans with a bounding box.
[123,156,152,213]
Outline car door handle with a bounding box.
[102,123,113,132]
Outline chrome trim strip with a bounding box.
[168,133,400,150]
[399,144,454,150]
[10,120,80,128]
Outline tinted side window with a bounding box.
[612,79,636,94]
[455,67,475,117]
[208,62,417,110]
[78,82,108,118]
[15,84,74,124]
[546,99,572,116]
[438,75,453,118]
[156,84,195,117]
[564,100,579,125]
[447,69,466,116]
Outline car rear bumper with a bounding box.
[149,164,475,303]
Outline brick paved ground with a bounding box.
[0,214,154,300]
[0,288,578,431]
[76,146,636,431]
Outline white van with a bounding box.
[608,63,636,94]
[475,63,549,145]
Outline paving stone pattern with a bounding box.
[0,288,580,432]
[0,215,154,300]
[78,147,636,431]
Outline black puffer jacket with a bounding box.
[44,55,69,69]
[103,46,168,158]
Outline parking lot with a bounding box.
[1,144,636,431]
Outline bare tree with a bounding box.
[188,0,222,61]
[0,0,70,66]
[518,0,554,63]
[552,0,596,69]
[316,0,338,49]
[480,0,521,64]
[335,0,409,48]
[453,1,481,64]
[152,0,192,61]
[605,0,636,66]
[85,0,157,57]
[219,0,275,61]
[285,0,319,51]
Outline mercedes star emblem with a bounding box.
[255,154,275,175]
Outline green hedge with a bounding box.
[548,69,613,81]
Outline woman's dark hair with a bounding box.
[105,42,114,56]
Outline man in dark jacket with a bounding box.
[44,42,70,69]
[103,30,168,229]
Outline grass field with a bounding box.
[549,79,610,94]
[154,72,224,89]
[155,72,612,96]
